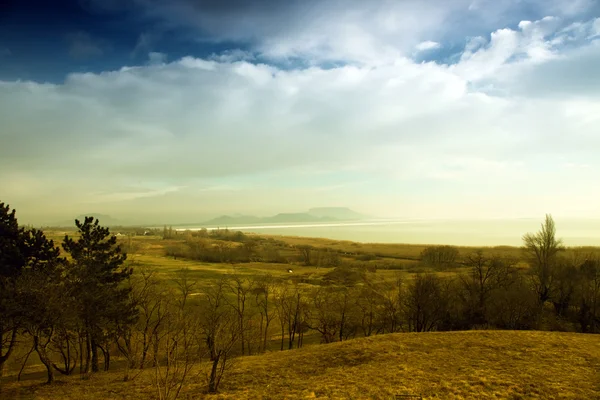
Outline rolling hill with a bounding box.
[4,330,600,399]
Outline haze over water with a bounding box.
[182,218,600,247]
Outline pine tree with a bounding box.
[0,202,24,377]
[63,217,137,373]
[0,202,64,379]
[19,228,65,383]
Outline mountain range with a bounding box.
[49,207,367,228]
[180,207,368,227]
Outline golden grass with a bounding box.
[5,331,600,399]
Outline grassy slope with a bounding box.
[5,331,600,400]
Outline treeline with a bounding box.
[165,231,342,267]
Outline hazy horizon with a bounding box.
[2,1,600,232]
[167,218,598,247]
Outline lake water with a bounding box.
[178,218,600,247]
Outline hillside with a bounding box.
[4,330,600,399]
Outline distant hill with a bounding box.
[197,215,263,226]
[193,207,366,227]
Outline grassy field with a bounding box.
[35,228,599,296]
[4,330,600,399]
[42,230,474,284]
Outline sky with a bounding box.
[1,0,600,225]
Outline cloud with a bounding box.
[0,14,600,222]
[2,10,600,222]
[415,41,441,51]
[449,15,600,87]
[209,49,256,63]
[66,31,108,59]
[126,0,599,65]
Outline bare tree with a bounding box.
[224,272,254,355]
[523,214,564,304]
[356,282,384,337]
[578,257,600,333]
[201,278,241,393]
[487,274,538,330]
[380,273,404,333]
[117,267,170,379]
[297,245,314,266]
[551,258,579,317]
[459,251,515,326]
[308,287,340,344]
[404,274,447,332]
[252,274,277,352]
[152,271,201,400]
[274,282,305,350]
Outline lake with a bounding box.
[177,218,600,247]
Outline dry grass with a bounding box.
[4,330,599,400]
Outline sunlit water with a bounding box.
[178,218,600,247]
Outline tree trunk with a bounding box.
[140,333,148,369]
[208,353,221,393]
[98,344,110,371]
[91,338,99,373]
[152,331,159,367]
[78,334,84,375]
[33,335,55,384]
[263,320,270,353]
[84,333,91,374]
[0,327,18,378]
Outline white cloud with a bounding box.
[130,0,599,65]
[591,17,600,37]
[2,14,600,222]
[415,41,441,51]
[209,49,256,63]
